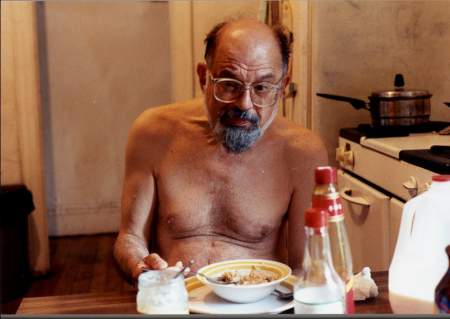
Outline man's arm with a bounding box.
[114,116,166,281]
[286,131,328,272]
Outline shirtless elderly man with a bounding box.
[114,18,327,281]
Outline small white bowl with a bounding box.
[196,259,291,304]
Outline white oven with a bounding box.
[335,123,450,272]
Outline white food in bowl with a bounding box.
[196,259,291,303]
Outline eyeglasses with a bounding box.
[209,75,283,108]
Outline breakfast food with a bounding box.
[217,266,279,285]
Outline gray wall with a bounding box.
[39,2,171,235]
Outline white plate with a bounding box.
[185,275,295,314]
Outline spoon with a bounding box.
[173,260,195,279]
[271,288,293,300]
[196,272,238,285]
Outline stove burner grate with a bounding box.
[357,121,450,138]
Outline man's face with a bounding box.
[202,21,285,153]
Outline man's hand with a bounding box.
[132,253,192,280]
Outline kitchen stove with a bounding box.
[340,121,450,174]
[335,121,450,273]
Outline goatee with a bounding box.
[215,108,261,153]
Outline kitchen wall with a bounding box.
[38,2,171,235]
[310,0,450,164]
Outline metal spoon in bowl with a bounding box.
[196,272,238,285]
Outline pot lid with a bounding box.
[370,74,432,99]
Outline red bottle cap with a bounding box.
[315,166,337,184]
[305,207,328,228]
[432,175,450,182]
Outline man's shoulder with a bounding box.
[131,98,203,136]
[272,117,325,153]
[269,117,328,169]
[139,97,203,124]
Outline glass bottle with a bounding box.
[294,207,346,314]
[435,245,450,314]
[136,268,189,314]
[312,166,355,313]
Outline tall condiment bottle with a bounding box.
[435,245,450,314]
[312,166,355,313]
[294,207,346,314]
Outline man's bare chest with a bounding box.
[154,145,291,243]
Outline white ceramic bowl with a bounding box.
[196,259,291,304]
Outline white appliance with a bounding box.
[335,123,450,272]
[388,175,450,314]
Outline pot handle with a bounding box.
[316,93,369,110]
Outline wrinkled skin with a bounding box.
[114,19,327,281]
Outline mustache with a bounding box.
[220,108,260,126]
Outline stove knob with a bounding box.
[336,147,354,168]
[336,147,345,165]
[343,150,354,167]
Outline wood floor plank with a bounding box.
[71,235,97,294]
[90,234,110,292]
[24,233,132,298]
[52,235,82,295]
[25,235,70,297]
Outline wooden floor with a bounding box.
[2,233,134,314]
[26,233,134,297]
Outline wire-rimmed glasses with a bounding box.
[209,75,283,108]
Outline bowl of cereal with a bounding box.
[196,259,292,303]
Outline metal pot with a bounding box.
[317,74,432,127]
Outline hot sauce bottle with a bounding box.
[312,166,355,314]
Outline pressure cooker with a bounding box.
[317,74,432,127]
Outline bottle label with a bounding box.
[294,300,345,314]
[312,193,344,217]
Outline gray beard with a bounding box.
[222,125,261,153]
[213,109,261,153]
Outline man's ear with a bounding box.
[197,63,207,92]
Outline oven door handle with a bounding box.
[339,188,371,207]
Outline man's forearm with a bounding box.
[114,232,150,280]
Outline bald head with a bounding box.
[204,19,292,73]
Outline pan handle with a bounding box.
[444,102,450,107]
[316,93,369,111]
